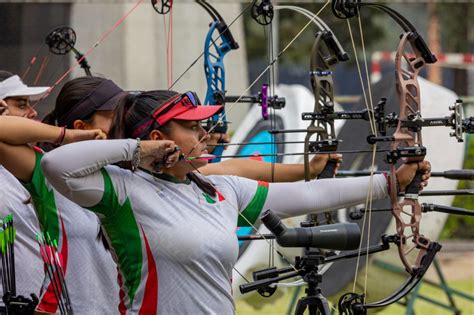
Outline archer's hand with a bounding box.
[63,128,107,144]
[0,100,9,116]
[207,132,231,154]
[309,153,343,179]
[140,140,181,171]
[395,160,431,192]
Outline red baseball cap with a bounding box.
[131,92,223,138]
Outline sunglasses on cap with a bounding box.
[131,91,222,138]
[150,91,201,125]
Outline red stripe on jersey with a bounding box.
[139,227,158,314]
[117,269,127,315]
[37,217,69,313]
[258,181,269,187]
[217,191,226,202]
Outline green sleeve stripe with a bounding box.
[89,168,117,217]
[237,181,269,227]
[89,168,143,305]
[22,150,60,242]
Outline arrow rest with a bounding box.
[251,0,274,26]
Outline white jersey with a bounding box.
[0,166,43,300]
[86,166,268,314]
[23,150,120,314]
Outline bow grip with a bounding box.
[318,159,338,179]
[404,169,424,197]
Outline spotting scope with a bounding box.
[261,209,361,250]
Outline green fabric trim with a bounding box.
[21,150,60,242]
[237,183,269,227]
[202,193,216,204]
[89,168,143,306]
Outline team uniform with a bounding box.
[42,139,389,315]
[23,150,119,314]
[0,166,43,300]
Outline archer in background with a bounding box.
[0,70,119,314]
[0,71,48,308]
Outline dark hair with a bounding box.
[0,71,14,82]
[109,90,178,140]
[43,76,107,128]
[109,90,217,197]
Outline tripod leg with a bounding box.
[295,294,331,315]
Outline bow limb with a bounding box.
[197,0,239,163]
[266,5,348,182]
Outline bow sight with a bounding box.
[367,99,473,145]
[213,85,286,121]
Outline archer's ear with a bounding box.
[149,129,167,141]
[73,120,87,130]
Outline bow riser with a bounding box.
[391,32,433,275]
[305,32,340,181]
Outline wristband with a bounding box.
[54,127,66,145]
[132,138,141,171]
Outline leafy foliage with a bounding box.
[441,135,474,239]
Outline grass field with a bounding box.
[236,279,474,314]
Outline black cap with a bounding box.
[58,79,125,127]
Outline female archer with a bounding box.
[41,90,431,314]
[0,71,119,314]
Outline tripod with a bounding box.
[239,248,333,314]
[293,251,331,315]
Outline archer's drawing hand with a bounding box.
[140,140,181,171]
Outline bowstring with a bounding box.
[344,8,379,296]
